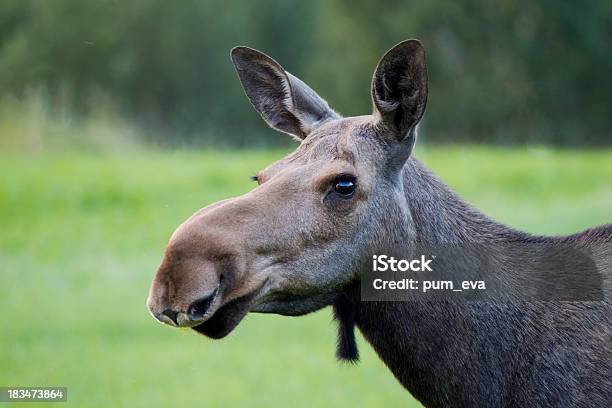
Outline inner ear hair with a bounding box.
[231,46,338,140]
[333,293,359,363]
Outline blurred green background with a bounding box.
[0,1,611,407]
[1,149,611,407]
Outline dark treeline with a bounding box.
[0,0,610,146]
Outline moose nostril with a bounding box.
[188,288,218,320]
[162,309,179,325]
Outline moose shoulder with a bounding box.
[147,40,612,407]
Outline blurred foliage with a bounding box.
[0,0,610,146]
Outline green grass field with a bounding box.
[1,146,611,407]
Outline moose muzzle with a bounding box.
[146,196,261,331]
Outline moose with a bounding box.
[147,40,611,407]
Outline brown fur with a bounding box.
[147,40,611,406]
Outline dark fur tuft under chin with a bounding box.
[333,294,359,363]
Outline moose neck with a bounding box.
[400,157,527,245]
[353,157,532,407]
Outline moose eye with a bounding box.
[333,176,356,198]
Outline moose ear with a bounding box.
[371,40,428,143]
[231,46,339,140]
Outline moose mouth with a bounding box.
[191,291,257,339]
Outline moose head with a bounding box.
[147,40,427,339]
